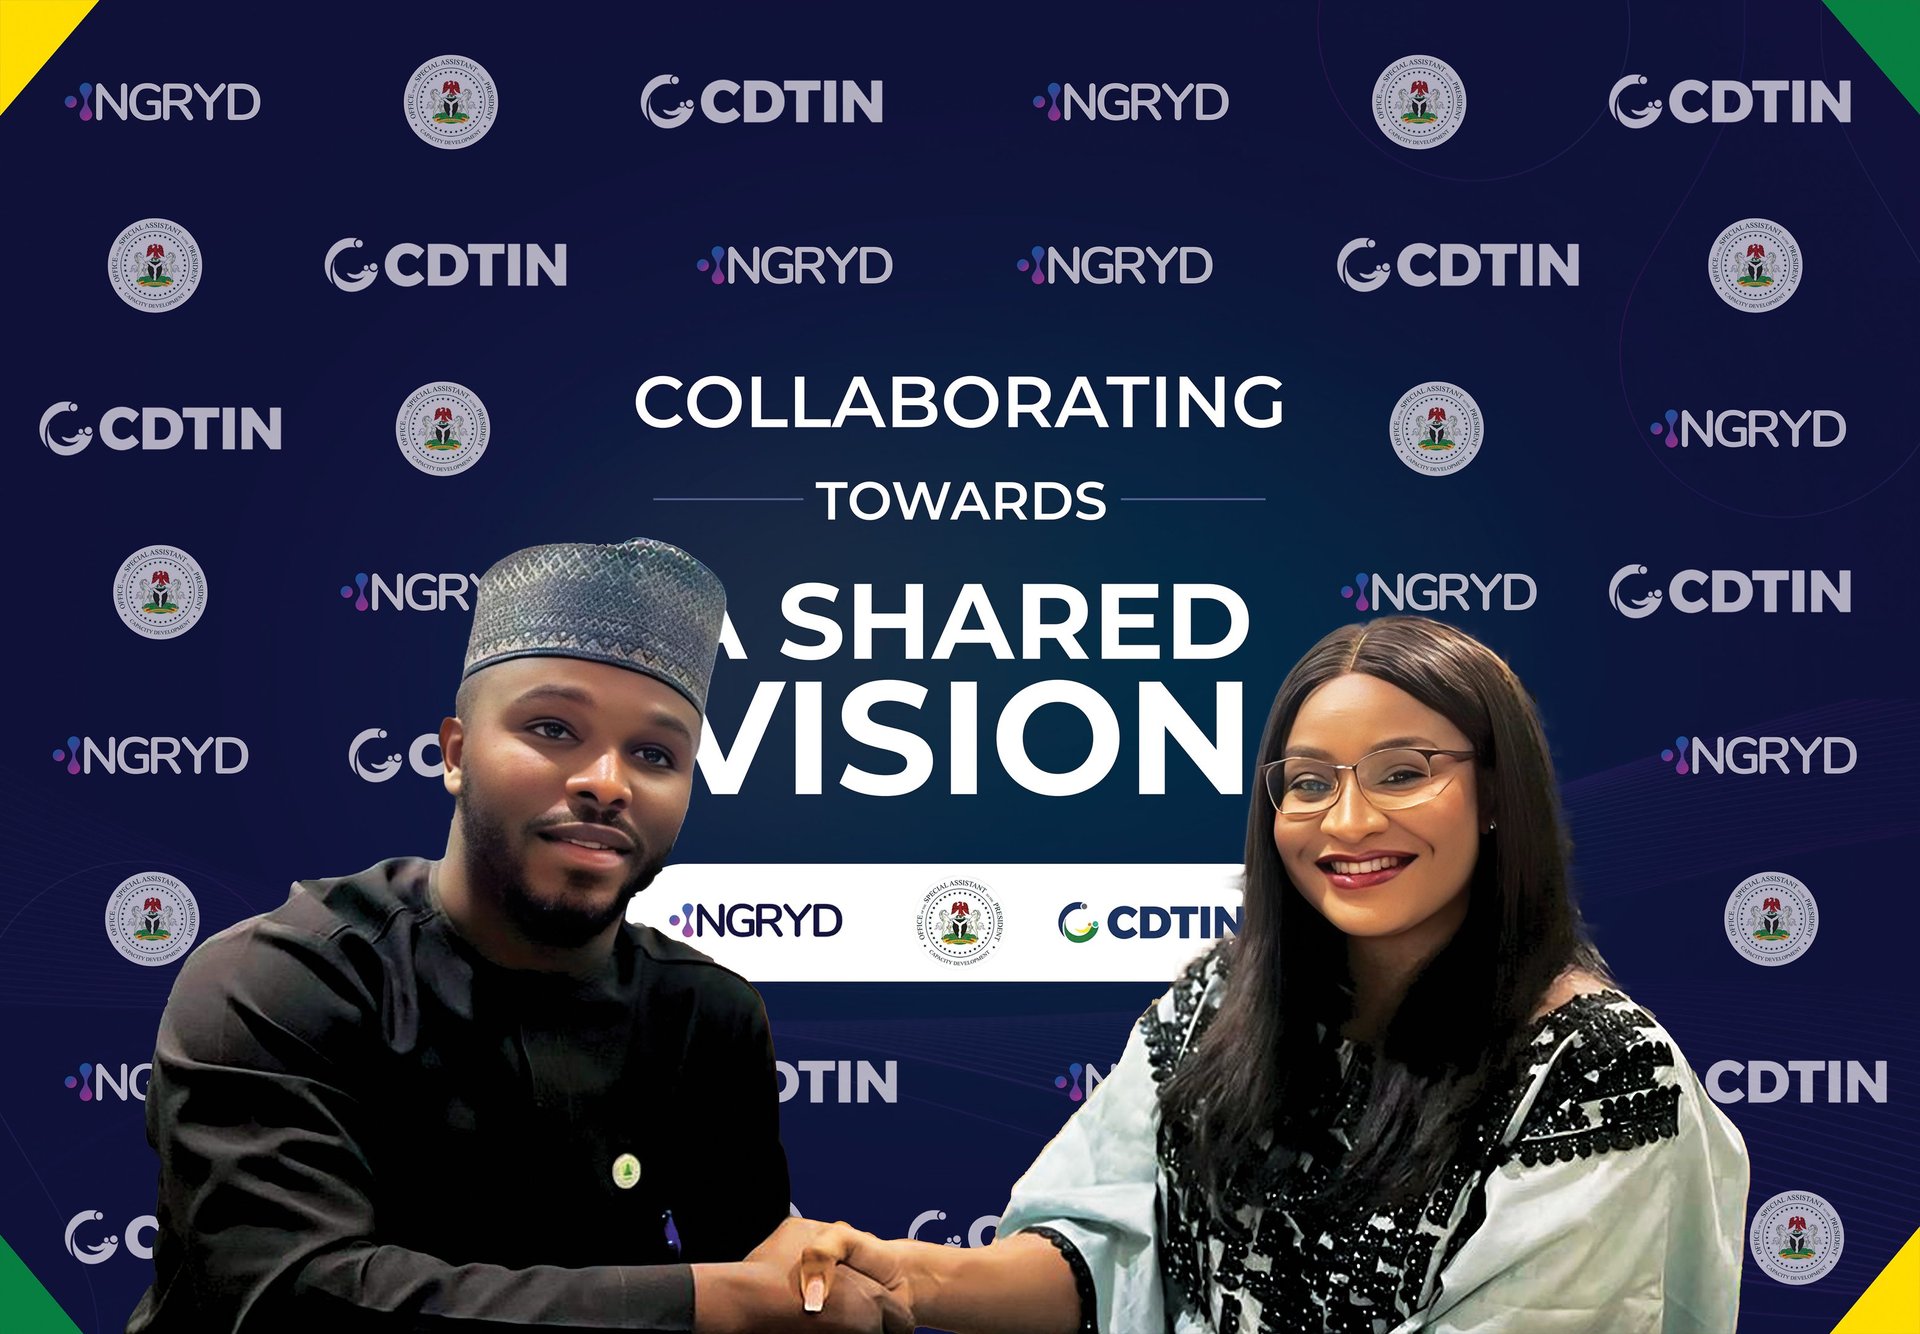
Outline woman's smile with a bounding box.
[1315,851,1418,890]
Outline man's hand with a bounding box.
[745,1217,838,1270]
[791,1221,912,1316]
[691,1254,910,1334]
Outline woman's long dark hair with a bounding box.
[1158,616,1607,1216]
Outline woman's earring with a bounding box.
[1484,820,1497,833]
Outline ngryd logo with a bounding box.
[1660,735,1856,776]
[339,572,482,612]
[696,246,892,285]
[667,902,844,938]
[64,81,260,122]
[1646,408,1844,449]
[1017,246,1212,285]
[52,735,247,776]
[1052,1061,1117,1100]
[63,1062,151,1102]
[1340,571,1536,613]
[1031,81,1227,121]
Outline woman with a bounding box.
[794,617,1750,1333]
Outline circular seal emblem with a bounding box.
[107,218,201,313]
[105,872,200,967]
[396,382,490,476]
[1724,871,1818,966]
[1709,218,1802,313]
[917,878,1002,967]
[1750,1190,1843,1284]
[404,55,498,149]
[611,1153,641,1189]
[1389,381,1484,476]
[113,544,209,639]
[1372,55,1467,150]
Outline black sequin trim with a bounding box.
[1022,1225,1099,1334]
[1142,941,1228,1087]
[1501,1000,1681,1169]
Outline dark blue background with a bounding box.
[3,1,1915,1329]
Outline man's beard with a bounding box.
[455,779,671,949]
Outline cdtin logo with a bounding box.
[908,1208,1000,1249]
[643,76,882,128]
[1055,902,1241,942]
[1057,902,1098,943]
[1338,238,1578,291]
[326,239,566,291]
[65,1211,156,1265]
[1609,76,1849,129]
[1705,1061,1885,1105]
[1608,565,1849,617]
[349,728,444,782]
[775,1059,897,1103]
[41,402,281,455]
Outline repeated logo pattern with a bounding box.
[15,20,1909,1327]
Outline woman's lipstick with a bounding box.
[1316,852,1417,891]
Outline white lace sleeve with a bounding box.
[997,1009,1168,1333]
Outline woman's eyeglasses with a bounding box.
[1260,747,1475,818]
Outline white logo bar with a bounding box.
[632,863,1243,981]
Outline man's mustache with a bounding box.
[527,816,646,860]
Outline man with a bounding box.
[128,538,906,1333]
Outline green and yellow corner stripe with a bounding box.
[1824,0,1920,118]
[1832,1224,1920,1334]
[0,1234,80,1333]
[0,0,96,118]
[0,0,1915,1329]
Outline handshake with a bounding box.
[691,1216,1081,1334]
[691,1217,916,1333]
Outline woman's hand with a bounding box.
[793,1221,913,1314]
[784,1220,1083,1334]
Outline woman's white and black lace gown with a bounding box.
[998,946,1749,1334]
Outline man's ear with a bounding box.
[440,715,464,796]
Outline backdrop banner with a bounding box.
[2,2,1915,1331]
